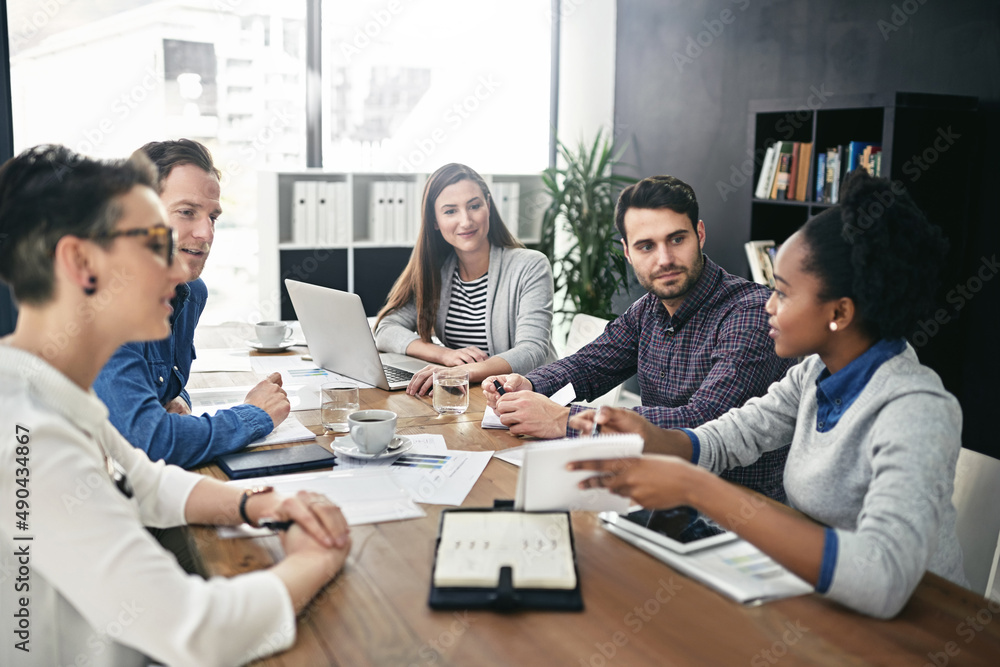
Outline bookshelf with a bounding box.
[747,92,978,249]
[745,91,980,404]
[257,170,549,320]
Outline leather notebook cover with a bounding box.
[216,444,337,480]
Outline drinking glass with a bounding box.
[432,369,469,415]
[321,381,359,432]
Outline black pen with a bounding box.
[258,519,294,531]
[493,379,506,396]
[591,406,603,437]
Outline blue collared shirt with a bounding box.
[814,338,907,433]
[94,279,273,469]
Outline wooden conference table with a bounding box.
[186,327,1000,666]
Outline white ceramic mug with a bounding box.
[348,409,398,454]
[255,321,292,347]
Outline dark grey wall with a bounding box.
[614,0,1000,456]
[615,0,999,270]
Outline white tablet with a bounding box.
[599,507,738,554]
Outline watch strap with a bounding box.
[239,485,274,527]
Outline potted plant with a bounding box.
[538,130,637,323]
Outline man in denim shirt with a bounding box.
[95,139,289,469]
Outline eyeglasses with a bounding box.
[95,439,134,500]
[105,453,134,499]
[92,225,176,266]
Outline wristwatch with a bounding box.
[239,485,274,527]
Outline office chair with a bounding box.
[951,447,1000,597]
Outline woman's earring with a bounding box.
[829,322,838,332]
[83,276,96,296]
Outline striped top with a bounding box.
[443,270,489,350]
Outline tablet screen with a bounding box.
[620,507,728,544]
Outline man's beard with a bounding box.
[179,244,211,280]
[637,253,704,303]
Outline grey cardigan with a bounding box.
[374,245,557,374]
[693,344,967,618]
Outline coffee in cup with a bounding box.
[348,409,398,455]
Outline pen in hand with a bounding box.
[493,379,506,396]
[258,519,294,531]
[590,406,602,437]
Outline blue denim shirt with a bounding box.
[94,279,273,468]
[814,337,907,433]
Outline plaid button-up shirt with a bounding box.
[528,256,794,501]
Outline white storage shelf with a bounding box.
[258,170,549,321]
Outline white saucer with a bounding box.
[331,435,412,460]
[246,339,295,353]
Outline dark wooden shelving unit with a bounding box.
[746,91,981,418]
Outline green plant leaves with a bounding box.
[538,129,637,321]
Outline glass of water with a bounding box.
[321,381,359,432]
[432,368,469,415]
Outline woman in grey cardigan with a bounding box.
[569,170,968,619]
[375,163,556,395]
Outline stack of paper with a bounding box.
[223,468,425,530]
[187,387,317,446]
[334,434,492,506]
[603,523,813,604]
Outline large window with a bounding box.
[7,0,552,323]
[321,0,551,174]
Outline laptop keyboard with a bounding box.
[383,365,414,383]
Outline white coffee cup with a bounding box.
[255,321,291,347]
[348,409,398,455]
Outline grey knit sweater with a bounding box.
[374,244,557,374]
[693,344,967,618]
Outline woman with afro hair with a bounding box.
[567,169,968,619]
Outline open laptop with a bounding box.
[285,279,428,390]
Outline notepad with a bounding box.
[515,434,644,512]
[433,511,577,589]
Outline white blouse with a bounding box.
[0,345,295,666]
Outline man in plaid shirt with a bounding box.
[484,175,792,501]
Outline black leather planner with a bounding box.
[216,444,337,480]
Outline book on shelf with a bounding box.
[814,152,827,203]
[304,181,319,244]
[292,180,308,244]
[289,180,350,245]
[367,180,419,244]
[795,142,813,201]
[744,240,777,288]
[816,142,882,203]
[754,144,778,199]
[316,182,331,246]
[785,142,801,201]
[753,141,812,201]
[823,148,840,203]
[768,142,793,199]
